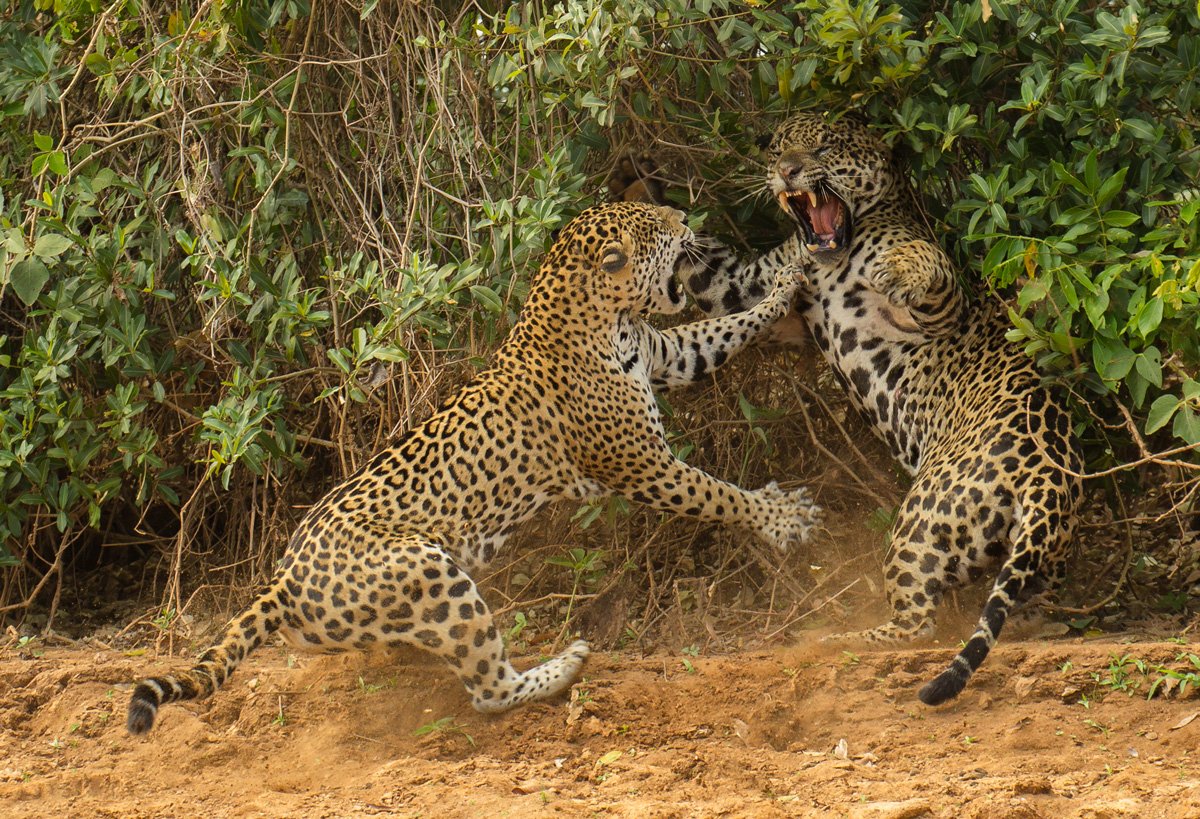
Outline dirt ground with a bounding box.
[2,628,1199,818]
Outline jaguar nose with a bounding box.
[777,158,803,182]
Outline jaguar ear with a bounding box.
[600,246,628,274]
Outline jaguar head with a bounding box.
[559,202,695,316]
[764,114,897,258]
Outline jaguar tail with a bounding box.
[127,583,286,735]
[919,509,1061,706]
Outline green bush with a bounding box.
[0,0,1197,616]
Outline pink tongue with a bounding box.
[809,199,841,236]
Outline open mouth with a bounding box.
[777,187,852,254]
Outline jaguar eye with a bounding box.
[814,145,832,158]
[600,248,628,273]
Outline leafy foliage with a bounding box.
[0,0,1197,617]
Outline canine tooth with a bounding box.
[827,240,838,250]
[805,243,819,252]
[807,191,819,208]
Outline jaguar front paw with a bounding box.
[872,242,939,307]
[754,263,810,322]
[754,481,823,551]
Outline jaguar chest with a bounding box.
[799,260,937,474]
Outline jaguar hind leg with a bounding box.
[377,537,590,713]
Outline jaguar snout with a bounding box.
[778,158,804,183]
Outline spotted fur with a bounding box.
[683,115,1084,705]
[126,202,822,735]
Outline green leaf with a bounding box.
[1172,408,1200,445]
[1102,210,1140,227]
[327,348,351,374]
[9,258,50,306]
[1127,368,1150,408]
[33,234,73,260]
[1134,348,1163,388]
[1095,167,1128,206]
[1145,394,1179,434]
[1135,297,1163,339]
[1122,119,1156,141]
[1092,334,1136,382]
[1083,289,1110,330]
[47,151,68,177]
[470,285,503,314]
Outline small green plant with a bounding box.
[413,716,475,747]
[1084,718,1112,737]
[735,391,789,468]
[681,644,700,657]
[356,675,394,695]
[571,496,631,530]
[841,651,861,666]
[15,634,43,656]
[1149,652,1200,698]
[151,607,177,631]
[505,611,528,646]
[546,547,607,586]
[1155,590,1189,613]
[272,699,288,728]
[865,506,898,546]
[546,547,607,627]
[962,735,977,746]
[616,625,639,649]
[1094,652,1149,695]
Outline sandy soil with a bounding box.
[2,632,1199,818]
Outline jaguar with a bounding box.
[682,114,1084,705]
[126,201,822,734]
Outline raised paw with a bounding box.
[872,242,939,307]
[753,481,823,551]
[768,263,810,303]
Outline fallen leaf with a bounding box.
[833,738,849,759]
[596,749,623,766]
[1169,711,1198,731]
[1037,621,1070,638]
